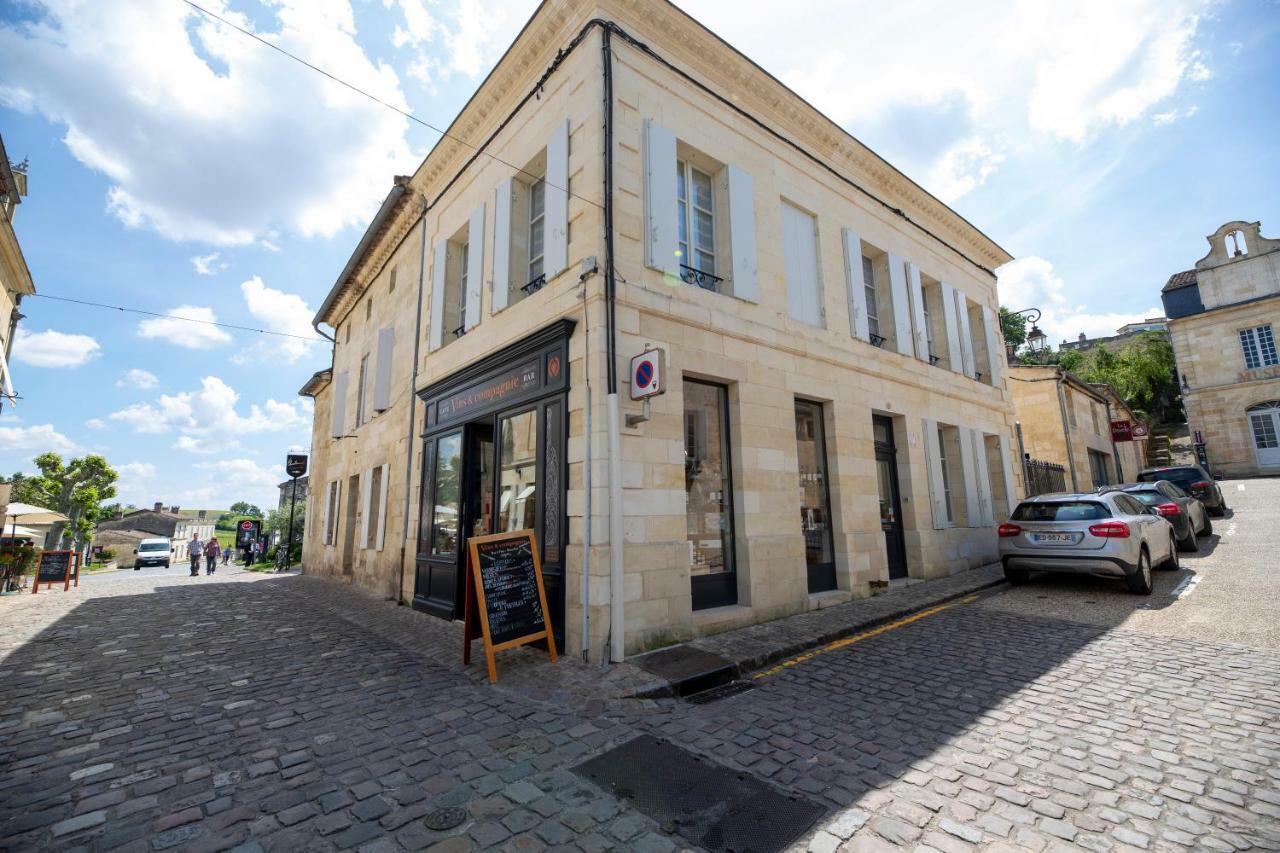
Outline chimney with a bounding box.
[197,510,206,520]
[170,505,181,514]
[153,501,163,512]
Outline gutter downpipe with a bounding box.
[398,197,430,603]
[1055,371,1080,492]
[601,24,625,664]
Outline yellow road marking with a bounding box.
[751,594,980,680]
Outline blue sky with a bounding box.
[0,0,1277,510]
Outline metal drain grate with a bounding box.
[574,735,825,853]
[685,680,756,705]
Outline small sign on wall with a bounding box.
[1110,420,1134,442]
[629,348,666,401]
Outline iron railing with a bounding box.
[1023,457,1067,497]
[679,264,723,292]
[521,274,547,295]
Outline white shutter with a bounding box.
[997,433,1018,518]
[359,469,372,549]
[428,242,446,351]
[972,429,995,527]
[940,282,963,374]
[907,261,929,361]
[643,119,678,274]
[464,205,484,332]
[954,287,976,378]
[923,419,950,529]
[957,426,980,527]
[330,371,348,438]
[545,119,569,278]
[375,463,390,551]
[373,327,394,412]
[321,481,333,545]
[888,253,914,356]
[783,202,822,326]
[843,228,869,341]
[983,306,1003,386]
[491,178,513,313]
[726,164,758,302]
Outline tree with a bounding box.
[16,454,119,550]
[265,502,305,562]
[229,501,263,518]
[1061,333,1179,424]
[999,307,1028,349]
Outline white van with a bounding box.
[134,538,172,569]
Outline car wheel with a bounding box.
[1126,548,1153,594]
[1163,536,1181,569]
[1004,566,1030,585]
[1208,504,1224,518]
[1177,526,1197,553]
[1201,516,1213,536]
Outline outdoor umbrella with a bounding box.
[0,502,70,542]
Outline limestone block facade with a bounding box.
[300,0,1022,658]
[1163,221,1280,477]
[0,133,34,408]
[1010,366,1145,491]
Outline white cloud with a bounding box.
[137,305,233,349]
[232,276,318,364]
[182,457,288,509]
[387,0,518,88]
[676,0,1212,201]
[174,435,228,455]
[997,256,1162,347]
[191,252,223,275]
[108,376,313,444]
[0,0,416,245]
[86,418,106,430]
[114,462,158,504]
[12,328,101,368]
[116,368,159,390]
[0,424,79,454]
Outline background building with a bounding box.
[1059,317,1168,354]
[1162,220,1280,476]
[278,475,308,512]
[1011,365,1145,492]
[95,503,216,560]
[0,133,34,409]
[301,0,1022,658]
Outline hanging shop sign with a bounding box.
[33,549,77,593]
[1131,423,1149,439]
[462,530,557,683]
[1110,420,1134,442]
[285,453,309,478]
[629,348,666,400]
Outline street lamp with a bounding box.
[1010,308,1046,354]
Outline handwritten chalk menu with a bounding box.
[34,550,73,593]
[463,530,557,683]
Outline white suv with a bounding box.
[998,492,1178,594]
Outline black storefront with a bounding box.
[414,320,572,648]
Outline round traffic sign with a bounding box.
[635,360,654,389]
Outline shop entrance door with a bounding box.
[873,416,908,580]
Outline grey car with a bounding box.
[999,491,1179,594]
[1101,481,1211,552]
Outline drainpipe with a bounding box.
[1055,374,1080,491]
[398,197,430,603]
[601,25,625,664]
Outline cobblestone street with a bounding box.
[2,481,1278,852]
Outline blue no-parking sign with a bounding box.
[629,348,666,401]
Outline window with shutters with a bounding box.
[937,424,969,524]
[440,220,471,343]
[782,200,823,326]
[966,300,991,383]
[861,255,881,341]
[677,159,716,280]
[502,147,550,307]
[937,425,954,523]
[355,353,370,427]
[324,481,339,545]
[365,466,383,549]
[920,275,948,367]
[1240,324,1278,369]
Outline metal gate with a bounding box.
[1024,458,1067,497]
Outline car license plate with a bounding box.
[1032,532,1078,544]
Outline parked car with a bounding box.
[1136,464,1229,517]
[134,537,171,570]
[1101,482,1211,552]
[998,491,1179,594]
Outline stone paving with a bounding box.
[2,538,1279,851]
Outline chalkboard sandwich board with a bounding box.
[463,530,557,683]
[33,550,74,593]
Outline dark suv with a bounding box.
[1136,465,1229,517]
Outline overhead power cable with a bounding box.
[29,293,327,343]
[180,0,602,212]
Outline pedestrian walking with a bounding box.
[186,536,202,577]
[203,538,220,575]
[222,547,230,566]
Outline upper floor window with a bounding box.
[861,255,880,340]
[456,242,470,337]
[920,286,936,361]
[937,425,954,523]
[528,178,546,283]
[1240,325,1278,369]
[429,207,484,351]
[677,160,716,279]
[782,201,823,327]
[356,353,370,427]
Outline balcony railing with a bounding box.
[452,305,467,339]
[974,370,984,382]
[521,274,547,295]
[869,333,887,348]
[929,353,942,366]
[679,264,723,292]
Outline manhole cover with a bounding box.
[423,806,468,831]
[575,735,824,852]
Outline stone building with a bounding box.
[277,475,308,512]
[300,0,1021,659]
[1058,317,1168,354]
[0,133,34,410]
[1010,366,1145,491]
[95,504,216,559]
[1162,220,1280,476]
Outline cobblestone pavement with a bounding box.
[2,481,1278,851]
